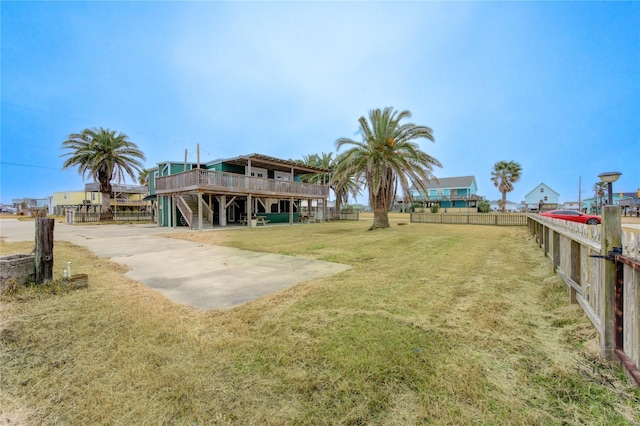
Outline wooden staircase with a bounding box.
[176,194,214,229]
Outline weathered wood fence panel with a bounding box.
[411,213,527,226]
[326,212,359,221]
[528,208,640,385]
[623,263,639,372]
[65,210,152,224]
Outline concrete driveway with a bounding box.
[0,219,350,309]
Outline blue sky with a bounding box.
[1,1,638,206]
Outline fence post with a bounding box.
[600,205,621,361]
[35,218,54,283]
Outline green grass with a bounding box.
[1,222,638,424]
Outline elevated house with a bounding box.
[52,184,149,216]
[582,192,638,215]
[561,201,580,210]
[524,183,560,211]
[11,197,49,215]
[489,199,520,212]
[619,191,640,216]
[148,153,329,229]
[408,176,482,211]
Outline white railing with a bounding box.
[85,183,148,193]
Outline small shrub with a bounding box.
[478,201,490,213]
[430,205,440,213]
[341,205,355,213]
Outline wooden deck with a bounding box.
[155,169,329,198]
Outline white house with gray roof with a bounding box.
[524,183,560,211]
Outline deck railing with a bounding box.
[411,194,483,202]
[85,183,148,193]
[155,169,329,198]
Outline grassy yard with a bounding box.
[1,221,638,424]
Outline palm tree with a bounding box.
[300,153,361,216]
[593,182,607,214]
[491,161,522,213]
[138,169,150,187]
[61,127,146,221]
[334,107,441,230]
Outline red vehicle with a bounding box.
[539,209,601,225]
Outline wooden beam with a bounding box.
[219,195,227,227]
[225,196,237,208]
[197,192,203,231]
[289,197,294,225]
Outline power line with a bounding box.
[0,161,60,170]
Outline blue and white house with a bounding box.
[409,176,482,209]
[524,183,560,211]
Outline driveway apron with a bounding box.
[0,219,350,309]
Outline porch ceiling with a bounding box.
[223,153,329,175]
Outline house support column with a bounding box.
[247,194,253,228]
[170,195,175,228]
[219,195,227,227]
[197,192,203,231]
[289,197,294,225]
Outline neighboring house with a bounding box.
[11,197,49,214]
[619,192,640,216]
[561,201,580,210]
[489,199,520,212]
[582,192,638,214]
[52,184,149,216]
[524,183,560,211]
[408,176,482,209]
[149,153,330,228]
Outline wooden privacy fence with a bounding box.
[65,210,152,224]
[411,213,527,226]
[528,206,640,385]
[326,212,359,221]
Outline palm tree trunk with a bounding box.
[101,191,113,221]
[370,191,390,230]
[501,191,507,213]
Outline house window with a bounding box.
[436,189,444,195]
[544,196,548,201]
[540,188,544,193]
[250,167,267,178]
